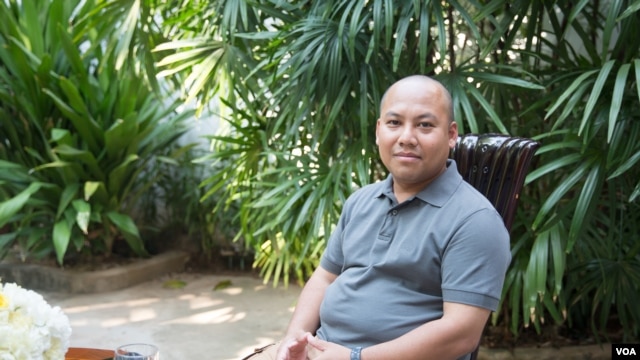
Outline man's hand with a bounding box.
[276,332,313,360]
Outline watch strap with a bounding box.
[350,346,362,360]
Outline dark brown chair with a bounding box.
[450,133,540,359]
[451,133,540,232]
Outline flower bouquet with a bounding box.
[0,281,72,360]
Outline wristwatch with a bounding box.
[350,346,362,360]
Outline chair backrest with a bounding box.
[451,134,539,360]
[450,133,540,233]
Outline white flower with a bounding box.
[0,282,72,360]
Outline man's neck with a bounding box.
[391,163,448,203]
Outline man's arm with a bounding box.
[285,266,337,336]
[308,301,489,360]
[362,301,489,359]
[277,266,338,360]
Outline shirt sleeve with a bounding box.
[440,207,511,311]
[319,200,350,275]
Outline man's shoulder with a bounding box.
[449,179,502,217]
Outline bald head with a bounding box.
[380,75,454,124]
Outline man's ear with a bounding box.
[448,121,458,148]
[375,119,381,145]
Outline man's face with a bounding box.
[376,78,458,192]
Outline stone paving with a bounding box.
[43,273,301,360]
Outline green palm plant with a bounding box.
[43,0,638,342]
[510,0,640,340]
[463,0,640,342]
[0,0,192,263]
[154,0,543,286]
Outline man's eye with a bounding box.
[388,120,400,125]
[418,122,433,128]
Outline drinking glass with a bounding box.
[114,343,159,360]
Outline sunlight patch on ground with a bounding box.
[64,298,160,314]
[178,293,225,310]
[163,306,247,324]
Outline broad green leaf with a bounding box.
[635,59,640,103]
[533,162,589,230]
[607,151,640,180]
[469,72,545,90]
[630,182,640,202]
[549,224,565,296]
[563,0,590,39]
[541,291,565,324]
[72,199,91,235]
[432,1,447,59]
[0,232,17,250]
[43,88,100,151]
[346,1,363,61]
[57,183,80,219]
[50,128,72,146]
[568,165,602,252]
[552,81,592,131]
[545,70,598,120]
[526,153,582,183]
[113,0,141,70]
[58,77,92,123]
[617,0,640,20]
[0,183,42,228]
[391,4,411,71]
[53,219,71,264]
[84,181,108,203]
[608,63,630,142]
[106,211,146,256]
[21,0,45,55]
[465,85,508,134]
[104,118,138,160]
[453,87,477,133]
[580,60,615,135]
[417,4,429,73]
[601,0,623,61]
[56,23,87,87]
[107,154,140,195]
[53,145,104,179]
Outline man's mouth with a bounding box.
[395,152,420,159]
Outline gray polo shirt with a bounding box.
[316,160,511,357]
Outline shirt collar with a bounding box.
[377,159,462,207]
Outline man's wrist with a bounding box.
[350,346,362,360]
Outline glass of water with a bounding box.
[114,343,159,360]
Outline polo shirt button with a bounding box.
[391,210,398,216]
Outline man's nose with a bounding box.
[398,125,417,146]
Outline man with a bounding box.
[244,75,511,360]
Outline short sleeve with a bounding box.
[440,208,511,311]
[319,204,349,275]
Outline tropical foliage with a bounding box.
[1,0,639,344]
[0,0,193,263]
